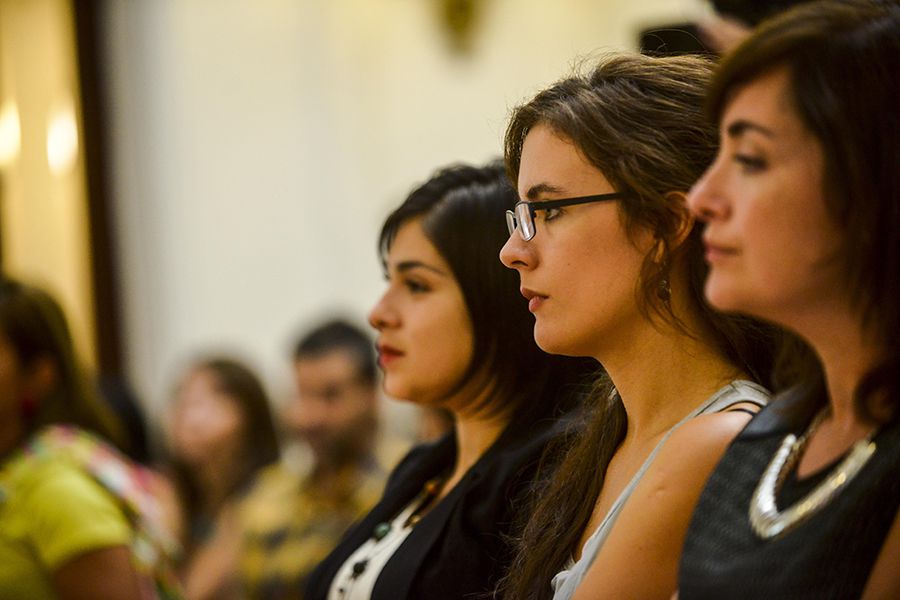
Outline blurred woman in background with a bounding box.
[305,161,598,600]
[0,276,180,599]
[166,356,279,600]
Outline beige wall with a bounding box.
[103,0,710,417]
[0,0,97,369]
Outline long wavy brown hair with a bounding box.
[496,53,785,600]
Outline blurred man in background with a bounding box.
[239,319,391,599]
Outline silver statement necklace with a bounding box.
[749,408,878,539]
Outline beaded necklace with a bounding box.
[333,475,446,599]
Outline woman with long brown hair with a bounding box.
[166,356,280,600]
[497,53,779,599]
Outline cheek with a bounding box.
[174,402,244,456]
[536,238,645,355]
[707,198,841,315]
[389,303,473,402]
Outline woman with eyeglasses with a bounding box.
[496,53,781,600]
[679,1,900,598]
[304,162,597,600]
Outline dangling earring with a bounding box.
[657,277,672,303]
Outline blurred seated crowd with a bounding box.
[0,276,431,599]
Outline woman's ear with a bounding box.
[650,191,695,265]
[665,191,696,250]
[23,356,58,401]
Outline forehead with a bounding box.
[294,350,359,382]
[721,67,802,136]
[518,124,613,198]
[386,219,451,272]
[176,369,236,407]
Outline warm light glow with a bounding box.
[0,100,21,167]
[46,97,80,175]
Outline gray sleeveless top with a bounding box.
[550,380,770,600]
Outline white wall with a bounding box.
[102,0,708,417]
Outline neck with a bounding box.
[793,307,883,427]
[312,442,372,482]
[594,315,743,443]
[195,455,242,513]
[444,403,507,494]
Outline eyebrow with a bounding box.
[394,260,448,277]
[726,119,775,139]
[524,182,566,201]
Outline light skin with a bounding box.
[168,368,247,600]
[500,124,757,599]
[687,66,898,600]
[697,13,752,53]
[369,218,506,498]
[284,350,377,475]
[169,368,246,510]
[0,336,143,598]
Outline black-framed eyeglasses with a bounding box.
[505,192,626,241]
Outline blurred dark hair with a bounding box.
[98,375,152,464]
[706,0,900,420]
[711,0,815,27]
[293,319,376,386]
[379,161,598,427]
[498,53,783,599]
[0,276,123,447]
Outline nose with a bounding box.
[687,159,731,223]
[499,231,536,272]
[368,289,399,331]
[288,396,324,430]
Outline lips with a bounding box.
[703,237,739,263]
[521,287,549,313]
[376,342,404,368]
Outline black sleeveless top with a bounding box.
[679,388,900,599]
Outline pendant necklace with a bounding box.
[335,475,446,599]
[749,407,877,539]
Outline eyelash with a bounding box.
[541,207,563,222]
[403,279,430,294]
[734,154,767,172]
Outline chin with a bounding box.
[382,379,409,402]
[534,324,575,356]
[704,274,739,311]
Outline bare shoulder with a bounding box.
[569,410,755,599]
[653,409,754,477]
[862,507,900,599]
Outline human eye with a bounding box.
[541,206,564,222]
[403,277,431,294]
[732,150,767,173]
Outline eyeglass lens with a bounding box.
[505,205,535,241]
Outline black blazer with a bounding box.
[304,418,560,600]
